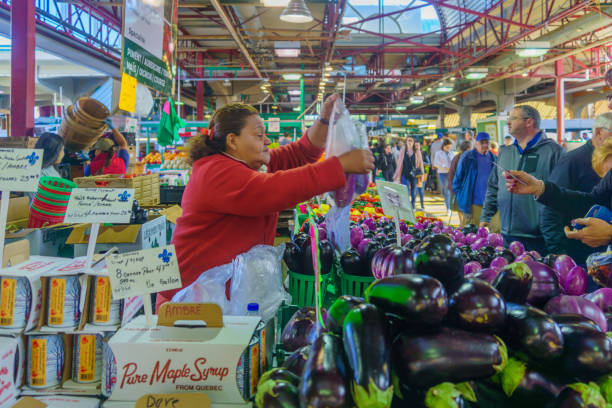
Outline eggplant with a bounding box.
[545,295,607,332]
[462,224,478,234]
[282,307,317,352]
[447,279,506,332]
[502,303,564,364]
[294,233,310,249]
[492,262,533,304]
[499,357,563,407]
[552,314,601,331]
[326,295,364,335]
[360,240,383,275]
[496,248,516,264]
[422,382,474,408]
[555,323,612,381]
[258,368,300,388]
[405,239,421,250]
[412,234,465,294]
[520,258,562,308]
[283,242,303,274]
[343,303,393,407]
[283,346,310,376]
[341,249,366,276]
[466,267,500,284]
[371,244,414,279]
[550,383,607,408]
[300,333,351,408]
[255,380,300,408]
[392,327,508,388]
[302,240,334,276]
[365,274,447,325]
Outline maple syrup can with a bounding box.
[236,334,260,400]
[101,338,117,397]
[26,334,64,389]
[72,334,103,383]
[0,276,31,329]
[47,276,81,328]
[90,276,122,326]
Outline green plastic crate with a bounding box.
[288,271,332,308]
[340,273,375,298]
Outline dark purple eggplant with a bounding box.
[361,240,383,276]
[606,313,612,332]
[499,357,563,407]
[255,380,300,408]
[282,346,310,376]
[521,258,562,308]
[447,279,506,332]
[550,383,607,408]
[365,274,447,325]
[412,234,465,294]
[556,323,612,381]
[326,295,364,335]
[492,262,533,304]
[300,333,351,408]
[341,248,366,276]
[466,267,500,284]
[541,253,560,268]
[343,303,393,407]
[502,303,564,363]
[392,327,508,388]
[552,314,601,331]
[258,368,300,388]
[496,248,516,264]
[282,307,317,352]
[294,233,310,249]
[302,240,334,276]
[405,239,421,250]
[283,242,303,274]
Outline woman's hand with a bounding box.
[320,94,339,121]
[565,217,612,247]
[307,93,340,149]
[338,149,375,174]
[503,170,541,195]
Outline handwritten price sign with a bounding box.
[0,148,43,192]
[107,245,182,300]
[64,188,134,224]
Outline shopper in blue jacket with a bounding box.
[453,132,497,227]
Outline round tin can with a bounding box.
[101,337,117,397]
[72,334,103,383]
[89,276,122,326]
[0,276,32,329]
[26,335,64,389]
[47,275,81,328]
[254,320,267,374]
[236,334,260,401]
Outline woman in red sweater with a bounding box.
[157,95,374,308]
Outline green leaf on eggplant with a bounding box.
[492,335,509,373]
[352,378,394,408]
[255,380,278,408]
[499,358,527,397]
[567,382,607,407]
[425,383,463,408]
[456,382,477,402]
[392,372,403,399]
[598,375,612,403]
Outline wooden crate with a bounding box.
[73,174,160,206]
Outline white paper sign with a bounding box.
[107,245,182,299]
[64,188,135,224]
[376,180,416,223]
[0,148,43,192]
[268,117,280,133]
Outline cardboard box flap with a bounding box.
[6,224,73,240]
[160,206,182,225]
[0,256,72,278]
[3,239,29,267]
[158,303,223,328]
[66,224,142,245]
[136,394,210,408]
[10,397,47,408]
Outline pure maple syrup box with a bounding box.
[106,303,257,407]
[0,335,24,408]
[0,257,72,334]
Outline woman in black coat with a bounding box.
[377,144,396,181]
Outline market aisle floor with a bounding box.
[422,193,461,227]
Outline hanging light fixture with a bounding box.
[280,0,313,23]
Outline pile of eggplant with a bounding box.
[271,218,612,408]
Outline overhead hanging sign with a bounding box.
[0,148,43,192]
[122,0,178,95]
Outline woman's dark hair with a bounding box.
[442,138,453,147]
[35,132,65,168]
[187,103,259,164]
[459,140,472,153]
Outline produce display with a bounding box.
[142,150,188,167]
[258,215,612,408]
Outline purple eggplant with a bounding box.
[258,368,300,388]
[466,267,500,284]
[552,314,601,331]
[350,227,365,249]
[560,266,588,296]
[555,323,612,381]
[343,303,394,407]
[354,173,369,195]
[584,288,612,314]
[283,242,303,274]
[365,274,447,325]
[392,327,508,388]
[496,248,516,264]
[499,357,564,407]
[520,258,562,309]
[550,383,607,408]
[464,261,482,276]
[282,307,317,352]
[490,256,508,270]
[492,262,533,304]
[300,333,351,408]
[341,249,366,276]
[255,381,300,408]
[370,245,414,279]
[283,346,310,376]
[554,255,577,281]
[502,303,564,363]
[302,240,334,275]
[333,174,356,207]
[412,234,465,294]
[447,279,506,332]
[326,295,364,335]
[509,241,525,256]
[545,295,607,332]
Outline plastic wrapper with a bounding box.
[172,244,291,322]
[324,100,369,207]
[586,250,612,287]
[325,205,352,253]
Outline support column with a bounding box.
[196,53,204,121]
[457,105,473,129]
[555,60,564,143]
[10,0,36,137]
[436,105,446,129]
[496,95,515,116]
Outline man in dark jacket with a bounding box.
[480,105,563,254]
[540,113,612,264]
[453,133,498,229]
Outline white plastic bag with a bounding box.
[171,244,290,323]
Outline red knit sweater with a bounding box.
[161,134,346,301]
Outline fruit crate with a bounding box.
[74,174,160,205]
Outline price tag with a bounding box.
[64,188,134,224]
[376,180,416,224]
[0,148,43,192]
[136,393,211,408]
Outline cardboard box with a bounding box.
[1,197,29,231]
[160,206,181,243]
[0,137,38,149]
[107,303,256,406]
[0,336,24,408]
[6,227,74,258]
[0,257,73,334]
[67,216,167,257]
[12,395,101,408]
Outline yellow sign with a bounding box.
[119,72,137,113]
